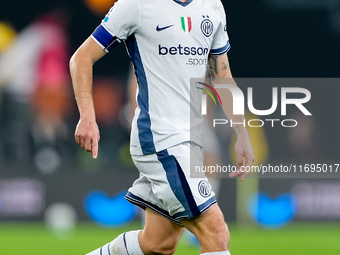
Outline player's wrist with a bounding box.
[233,125,249,138]
[79,110,96,122]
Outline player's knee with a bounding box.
[206,221,230,250]
[210,217,230,244]
[191,208,230,249]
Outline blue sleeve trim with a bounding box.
[210,41,231,55]
[92,24,121,53]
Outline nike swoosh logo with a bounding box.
[156,24,174,32]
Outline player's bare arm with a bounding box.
[70,37,106,159]
[208,53,255,181]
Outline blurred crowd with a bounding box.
[0,6,132,174]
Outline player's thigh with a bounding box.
[139,208,185,254]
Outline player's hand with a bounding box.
[75,117,100,159]
[229,132,255,181]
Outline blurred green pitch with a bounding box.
[1,222,340,255]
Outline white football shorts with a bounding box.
[125,141,216,225]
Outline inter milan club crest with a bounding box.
[201,15,214,37]
[198,180,212,198]
[181,17,192,33]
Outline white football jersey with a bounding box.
[92,0,230,155]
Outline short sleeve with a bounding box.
[91,0,140,53]
[210,4,231,56]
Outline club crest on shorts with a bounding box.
[201,15,213,37]
[198,180,212,197]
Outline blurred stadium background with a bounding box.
[0,0,340,254]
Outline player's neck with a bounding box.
[179,0,188,2]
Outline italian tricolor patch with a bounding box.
[181,17,192,33]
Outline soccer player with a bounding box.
[70,0,255,254]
